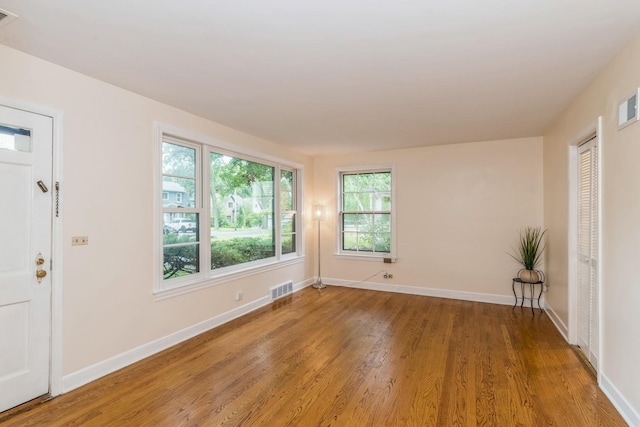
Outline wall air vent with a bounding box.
[0,9,18,29]
[270,281,293,301]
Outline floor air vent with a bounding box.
[271,281,293,301]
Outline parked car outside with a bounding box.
[168,218,196,232]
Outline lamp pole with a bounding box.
[312,204,326,289]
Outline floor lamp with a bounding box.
[312,203,326,289]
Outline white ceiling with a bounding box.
[1,1,640,155]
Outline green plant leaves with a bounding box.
[509,226,546,270]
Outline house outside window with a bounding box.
[157,126,302,297]
[338,167,394,258]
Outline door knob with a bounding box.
[35,253,46,283]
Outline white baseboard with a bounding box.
[63,279,313,393]
[326,277,515,306]
[601,372,640,427]
[543,303,569,341]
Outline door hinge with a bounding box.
[55,182,60,217]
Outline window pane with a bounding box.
[343,213,357,232]
[375,234,391,252]
[210,153,275,269]
[343,193,360,211]
[379,192,392,211]
[0,124,31,153]
[281,213,295,233]
[281,212,296,255]
[374,172,391,191]
[282,234,296,255]
[343,174,359,192]
[375,214,391,232]
[163,244,199,279]
[358,193,373,211]
[211,236,275,269]
[356,213,373,229]
[163,142,195,177]
[163,213,199,237]
[280,170,294,211]
[162,178,195,208]
[282,237,295,254]
[358,233,374,252]
[343,232,358,251]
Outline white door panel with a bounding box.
[0,105,52,412]
[577,137,599,369]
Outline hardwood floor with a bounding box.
[1,286,625,426]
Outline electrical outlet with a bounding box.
[235,291,243,301]
[71,236,88,246]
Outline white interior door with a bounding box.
[577,136,599,369]
[0,105,53,412]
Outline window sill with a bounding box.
[334,253,394,262]
[154,255,305,301]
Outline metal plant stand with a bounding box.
[512,270,545,315]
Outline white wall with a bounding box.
[314,137,544,300]
[544,33,640,424]
[0,45,314,380]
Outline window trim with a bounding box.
[154,123,304,299]
[335,164,396,260]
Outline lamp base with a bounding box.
[312,278,326,289]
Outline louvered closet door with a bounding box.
[577,137,598,368]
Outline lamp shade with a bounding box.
[312,203,325,221]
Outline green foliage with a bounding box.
[163,234,200,279]
[164,148,282,277]
[211,237,275,269]
[164,235,277,278]
[509,227,546,270]
[218,157,274,197]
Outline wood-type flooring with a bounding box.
[0,286,626,426]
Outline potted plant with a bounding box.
[510,226,546,283]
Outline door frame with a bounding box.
[0,97,64,397]
[567,116,602,380]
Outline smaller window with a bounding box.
[176,193,183,203]
[280,168,297,255]
[339,169,393,256]
[162,192,169,201]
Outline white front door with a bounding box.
[577,136,599,369]
[0,105,53,412]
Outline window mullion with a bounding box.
[201,145,211,276]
